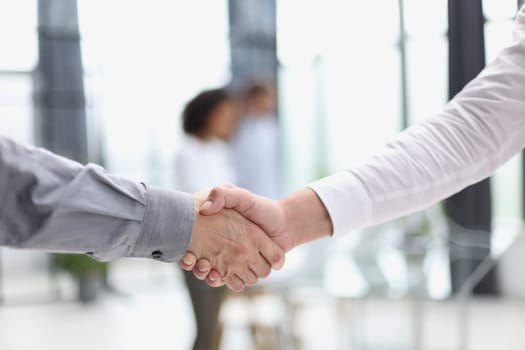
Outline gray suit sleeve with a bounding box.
[0,136,194,262]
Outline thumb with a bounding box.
[199,185,252,216]
[199,196,225,216]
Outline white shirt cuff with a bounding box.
[308,171,373,236]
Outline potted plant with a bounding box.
[53,254,108,303]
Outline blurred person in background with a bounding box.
[233,83,281,199]
[175,88,239,350]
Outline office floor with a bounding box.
[0,290,525,350]
[0,253,524,350]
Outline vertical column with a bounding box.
[446,0,497,295]
[34,0,107,304]
[397,0,409,130]
[515,6,525,304]
[228,0,277,90]
[34,0,87,162]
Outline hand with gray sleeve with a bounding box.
[0,136,284,284]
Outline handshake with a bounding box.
[179,185,334,292]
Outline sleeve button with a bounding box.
[151,250,163,259]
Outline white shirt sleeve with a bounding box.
[309,7,525,236]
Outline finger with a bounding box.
[238,266,258,287]
[179,252,197,271]
[192,259,212,280]
[225,275,246,292]
[257,234,286,270]
[206,270,226,287]
[207,278,226,287]
[249,253,272,279]
[200,185,252,216]
[199,188,229,215]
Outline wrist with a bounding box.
[189,192,208,250]
[274,199,298,252]
[278,188,333,249]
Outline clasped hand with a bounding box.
[180,185,333,292]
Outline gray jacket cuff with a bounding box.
[130,185,194,262]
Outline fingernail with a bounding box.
[200,200,212,211]
[182,256,192,265]
[209,274,216,282]
[198,264,208,272]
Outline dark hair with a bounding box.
[182,88,231,135]
[245,83,271,100]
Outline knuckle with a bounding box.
[222,264,239,279]
[233,242,249,256]
[208,188,219,198]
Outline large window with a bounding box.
[277,0,451,299]
[404,0,448,126]
[0,0,232,189]
[0,0,37,144]
[78,0,231,187]
[278,0,522,225]
[277,0,448,189]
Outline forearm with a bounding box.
[279,188,333,249]
[310,12,525,235]
[0,135,194,261]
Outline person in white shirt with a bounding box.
[178,6,525,292]
[175,88,238,350]
[176,89,238,194]
[233,83,281,199]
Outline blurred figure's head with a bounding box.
[182,88,238,141]
[244,83,276,116]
